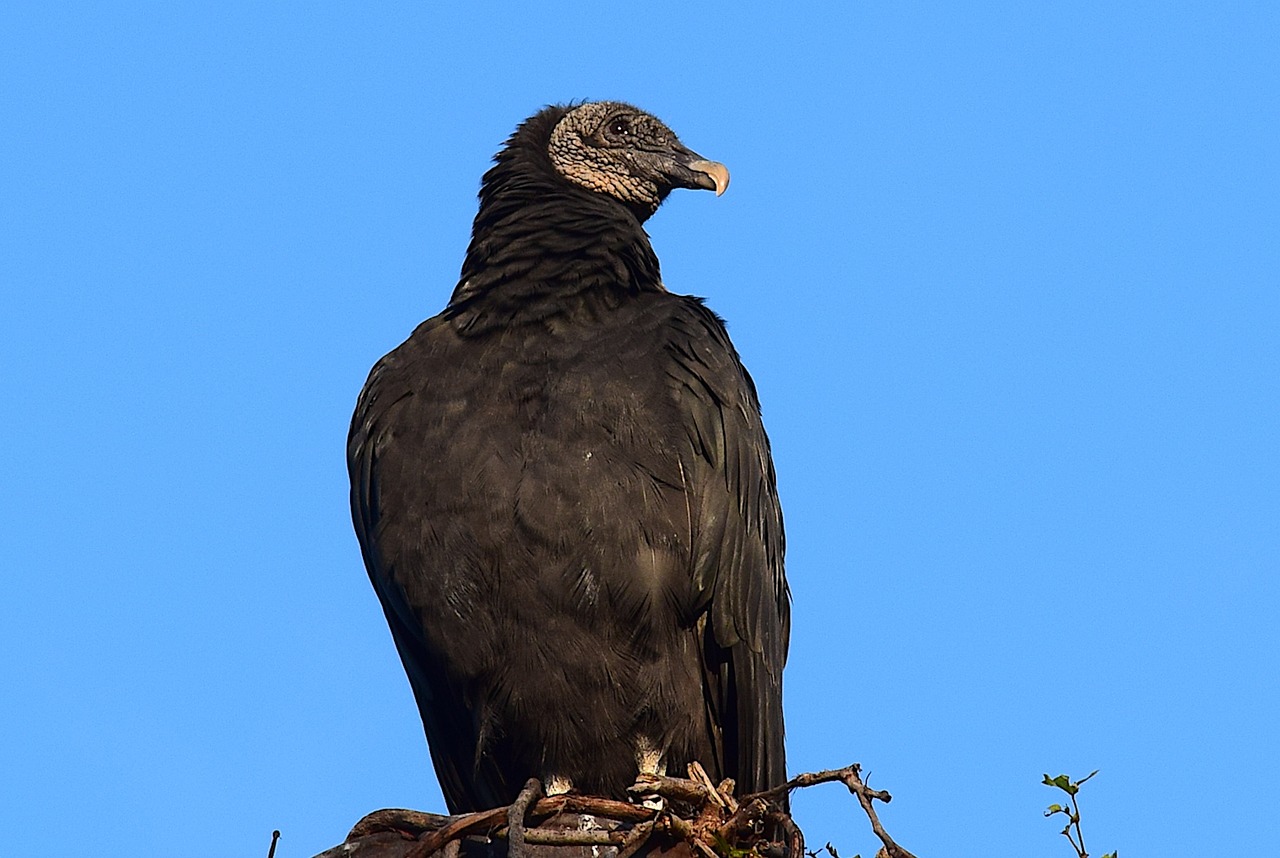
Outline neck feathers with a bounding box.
[447,106,663,332]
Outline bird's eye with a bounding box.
[609,117,630,136]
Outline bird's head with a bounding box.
[545,101,729,221]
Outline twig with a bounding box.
[715,779,739,814]
[349,809,453,839]
[341,760,917,858]
[665,810,694,841]
[629,772,712,804]
[692,838,720,858]
[615,821,656,858]
[842,766,916,858]
[767,810,805,858]
[409,806,508,857]
[716,797,769,843]
[1067,788,1087,857]
[507,778,543,858]
[1043,770,1106,858]
[267,830,280,858]
[743,763,912,858]
[689,762,726,809]
[745,764,892,805]
[521,829,630,845]
[545,794,653,823]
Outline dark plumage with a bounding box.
[348,101,789,813]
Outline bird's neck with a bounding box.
[445,170,665,334]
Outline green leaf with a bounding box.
[709,834,751,858]
[1045,803,1064,815]
[1042,773,1076,794]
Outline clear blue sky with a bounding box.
[3,3,1276,856]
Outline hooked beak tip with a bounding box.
[689,159,730,196]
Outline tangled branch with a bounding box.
[313,761,918,858]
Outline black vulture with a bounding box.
[348,101,789,814]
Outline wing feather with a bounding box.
[348,359,514,812]
[665,299,789,797]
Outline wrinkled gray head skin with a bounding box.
[547,101,729,218]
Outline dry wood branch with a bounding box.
[614,821,655,858]
[326,760,919,858]
[349,809,454,840]
[506,778,543,858]
[688,762,725,809]
[744,763,891,805]
[537,794,653,823]
[740,762,915,858]
[409,806,508,857]
[841,765,916,858]
[714,779,739,814]
[715,796,770,844]
[521,829,630,846]
[628,772,711,805]
[768,810,805,858]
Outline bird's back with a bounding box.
[353,291,731,807]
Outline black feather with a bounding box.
[348,102,789,813]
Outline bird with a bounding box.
[347,101,789,814]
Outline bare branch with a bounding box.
[614,821,655,858]
[327,760,918,858]
[409,806,508,857]
[628,772,712,804]
[841,765,917,858]
[521,829,629,846]
[506,778,543,858]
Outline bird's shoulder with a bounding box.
[362,290,740,385]
[347,292,760,471]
